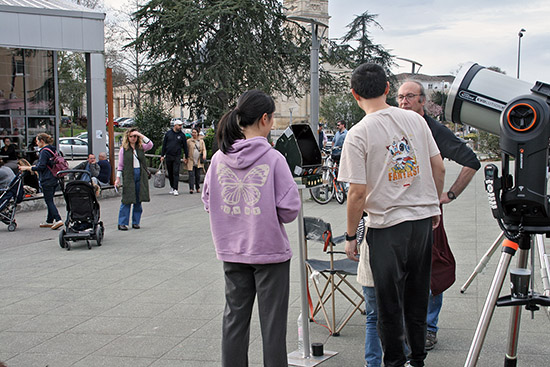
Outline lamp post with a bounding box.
[517,28,526,79]
[287,16,327,138]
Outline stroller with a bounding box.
[57,169,104,250]
[0,172,25,231]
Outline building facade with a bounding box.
[0,0,105,156]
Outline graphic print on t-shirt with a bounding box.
[216,163,270,215]
[386,136,419,187]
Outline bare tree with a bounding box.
[104,0,149,109]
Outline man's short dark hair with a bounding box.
[336,120,346,128]
[351,63,387,99]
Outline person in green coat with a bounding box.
[114,127,153,230]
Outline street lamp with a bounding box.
[287,16,328,136]
[517,28,526,79]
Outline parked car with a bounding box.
[105,118,120,127]
[59,137,109,158]
[58,137,89,158]
[76,132,110,142]
[119,118,135,127]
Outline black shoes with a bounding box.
[118,224,140,230]
[425,330,438,350]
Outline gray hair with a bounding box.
[401,79,426,102]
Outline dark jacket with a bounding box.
[72,160,100,180]
[161,129,189,159]
[32,145,57,187]
[97,159,111,184]
[424,113,481,170]
[121,147,150,204]
[0,144,17,161]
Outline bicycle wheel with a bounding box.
[310,170,335,204]
[335,181,346,204]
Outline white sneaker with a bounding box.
[173,190,179,196]
[169,188,174,194]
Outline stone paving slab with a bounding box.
[0,160,549,367]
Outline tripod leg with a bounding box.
[464,239,518,367]
[461,232,505,293]
[535,235,550,297]
[504,244,530,367]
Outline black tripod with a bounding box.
[464,233,550,366]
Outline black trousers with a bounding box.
[367,218,433,367]
[222,260,290,367]
[165,155,181,190]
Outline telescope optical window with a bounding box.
[507,103,537,132]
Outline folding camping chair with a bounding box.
[304,216,365,336]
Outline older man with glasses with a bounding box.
[398,80,481,351]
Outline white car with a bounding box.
[58,137,89,158]
[58,137,110,158]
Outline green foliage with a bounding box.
[320,94,365,130]
[134,102,171,150]
[203,128,216,158]
[332,11,394,75]
[132,0,311,123]
[478,130,501,159]
[58,52,86,121]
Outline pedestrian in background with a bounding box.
[186,127,206,194]
[19,133,64,230]
[202,90,300,367]
[161,120,188,196]
[96,152,112,187]
[115,128,153,231]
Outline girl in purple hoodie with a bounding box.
[202,90,300,367]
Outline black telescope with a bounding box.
[446,63,550,235]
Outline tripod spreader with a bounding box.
[496,293,550,310]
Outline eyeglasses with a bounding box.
[397,93,422,101]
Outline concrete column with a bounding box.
[85,52,106,156]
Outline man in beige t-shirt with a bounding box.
[339,63,445,367]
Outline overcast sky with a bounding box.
[328,0,550,85]
[103,0,550,85]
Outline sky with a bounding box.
[327,0,550,85]
[102,0,550,86]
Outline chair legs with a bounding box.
[307,267,365,336]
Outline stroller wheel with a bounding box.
[59,230,66,248]
[87,240,92,250]
[8,222,16,232]
[95,225,103,246]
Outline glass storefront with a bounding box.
[0,48,55,159]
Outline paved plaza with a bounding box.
[0,160,549,366]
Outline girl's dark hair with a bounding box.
[192,127,200,135]
[216,90,275,154]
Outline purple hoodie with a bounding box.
[202,136,300,264]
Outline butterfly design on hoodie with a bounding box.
[217,163,270,206]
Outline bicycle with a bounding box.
[309,150,347,205]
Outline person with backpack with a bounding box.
[19,133,64,229]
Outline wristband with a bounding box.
[345,232,357,241]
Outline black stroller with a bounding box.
[0,172,25,232]
[57,169,104,250]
